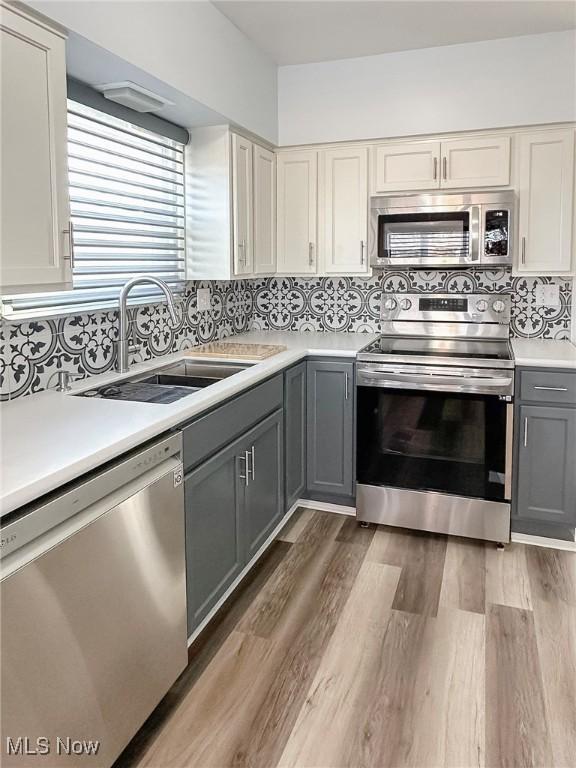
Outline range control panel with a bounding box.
[380,293,511,324]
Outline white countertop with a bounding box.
[3,330,575,517]
[0,331,377,516]
[511,339,576,369]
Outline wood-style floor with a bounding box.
[117,509,576,768]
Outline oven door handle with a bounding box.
[356,369,513,394]
[504,403,514,501]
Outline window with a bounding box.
[2,100,186,319]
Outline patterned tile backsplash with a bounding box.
[1,270,573,400]
[0,281,253,401]
[251,270,573,339]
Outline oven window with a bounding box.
[378,212,470,261]
[357,387,506,501]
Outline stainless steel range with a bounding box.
[356,293,514,543]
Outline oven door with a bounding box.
[357,385,512,503]
[370,204,480,268]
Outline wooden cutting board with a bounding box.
[184,341,287,360]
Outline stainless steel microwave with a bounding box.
[369,191,515,269]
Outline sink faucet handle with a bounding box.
[54,370,84,392]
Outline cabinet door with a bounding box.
[321,147,369,274]
[440,135,510,189]
[253,144,276,274]
[0,6,71,294]
[184,437,244,635]
[243,410,284,562]
[277,150,317,274]
[232,134,253,276]
[371,141,440,194]
[285,362,307,510]
[307,361,354,498]
[517,130,575,274]
[516,405,576,527]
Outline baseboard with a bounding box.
[511,532,576,552]
[298,498,356,516]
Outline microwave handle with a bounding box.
[469,205,481,262]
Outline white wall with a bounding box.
[29,0,278,142]
[278,31,576,146]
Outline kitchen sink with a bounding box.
[139,361,251,388]
[75,361,254,403]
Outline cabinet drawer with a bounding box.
[519,370,576,405]
[182,375,283,471]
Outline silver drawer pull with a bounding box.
[533,386,568,392]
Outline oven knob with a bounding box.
[399,298,412,311]
[382,297,398,311]
[492,299,506,313]
[475,299,488,312]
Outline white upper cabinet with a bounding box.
[320,147,369,274]
[371,141,440,194]
[0,4,71,295]
[186,127,275,280]
[441,136,510,189]
[253,144,276,275]
[370,135,511,194]
[231,134,253,276]
[276,151,318,275]
[517,129,575,274]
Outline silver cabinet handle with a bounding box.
[442,156,447,181]
[533,386,568,392]
[238,239,246,265]
[308,242,314,266]
[63,221,75,269]
[523,416,528,447]
[238,454,249,486]
[433,157,438,181]
[249,445,255,480]
[521,237,526,265]
[345,372,349,400]
[360,240,365,264]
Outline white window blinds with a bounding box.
[2,99,186,319]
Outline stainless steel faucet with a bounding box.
[117,277,179,374]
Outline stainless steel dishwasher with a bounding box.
[0,433,187,767]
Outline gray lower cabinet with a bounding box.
[306,359,354,501]
[184,435,244,634]
[515,404,576,533]
[184,409,284,635]
[243,411,284,561]
[284,362,307,511]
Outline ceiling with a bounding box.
[213,0,576,65]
